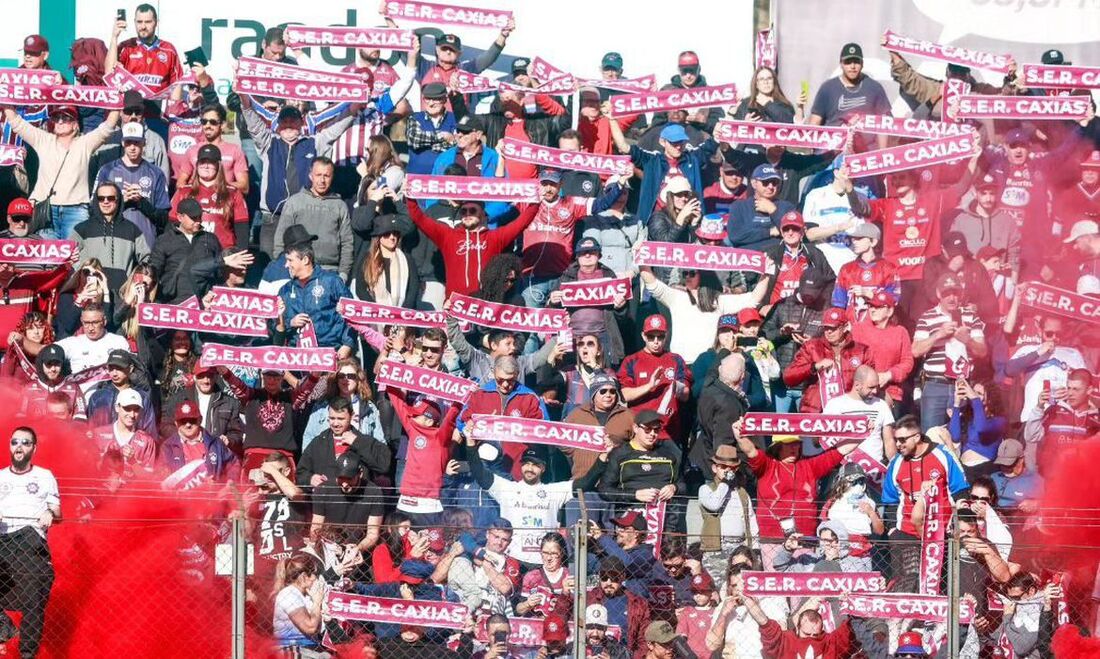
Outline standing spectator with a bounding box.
[803,165,869,274]
[782,307,873,414]
[744,593,853,658]
[445,317,559,384]
[516,534,574,618]
[881,414,969,592]
[169,144,249,250]
[297,397,391,497]
[277,236,355,356]
[70,181,150,290]
[86,348,156,434]
[575,91,639,162]
[1025,368,1099,477]
[0,260,72,353]
[703,161,749,215]
[550,238,630,369]
[698,443,758,579]
[0,426,60,659]
[93,121,169,250]
[90,89,170,182]
[582,604,632,659]
[831,223,900,314]
[106,4,183,94]
[851,291,914,408]
[761,210,833,306]
[822,463,883,570]
[149,198,222,303]
[912,273,988,431]
[585,557,650,658]
[949,380,1007,479]
[272,157,353,280]
[483,89,572,180]
[411,25,511,90]
[405,83,458,175]
[428,115,498,183]
[2,106,120,240]
[91,388,157,483]
[886,46,1013,120]
[175,103,249,193]
[350,214,422,309]
[1007,315,1087,422]
[159,400,239,483]
[271,555,324,653]
[55,303,129,375]
[618,315,693,442]
[808,43,890,130]
[694,352,751,477]
[654,51,724,133]
[947,171,1021,273]
[989,438,1043,513]
[2,311,55,379]
[823,364,897,464]
[732,66,800,124]
[726,164,798,253]
[160,362,243,448]
[762,272,830,413]
[599,410,685,528]
[301,360,386,452]
[915,232,999,326]
[0,199,39,240]
[562,371,633,526]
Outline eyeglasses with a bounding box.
[758,179,781,188]
[10,438,33,447]
[337,372,359,381]
[421,344,443,353]
[178,419,198,426]
[96,195,118,203]
[496,377,517,386]
[52,115,76,123]
[200,118,221,126]
[81,318,105,326]
[970,495,993,503]
[847,476,867,486]
[895,432,920,443]
[578,340,598,347]
[540,550,562,557]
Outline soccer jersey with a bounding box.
[0,466,59,538]
[117,37,183,93]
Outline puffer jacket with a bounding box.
[782,335,873,414]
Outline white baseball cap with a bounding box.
[116,389,144,409]
[1064,220,1098,243]
[585,603,608,627]
[1078,275,1100,296]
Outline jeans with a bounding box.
[773,388,803,413]
[920,379,954,431]
[43,203,88,240]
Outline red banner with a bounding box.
[0,239,75,265]
[955,94,1090,120]
[466,415,606,451]
[742,571,886,597]
[841,593,974,624]
[852,114,972,139]
[756,28,777,70]
[1019,281,1100,325]
[376,360,477,404]
[942,78,971,125]
[205,286,279,319]
[714,120,849,151]
[337,298,445,329]
[232,76,369,103]
[845,448,886,487]
[577,76,658,94]
[450,69,497,94]
[235,57,364,84]
[382,0,512,29]
[0,144,24,167]
[645,500,667,559]
[0,68,63,86]
[558,277,632,307]
[497,75,576,96]
[818,364,844,409]
[448,293,569,333]
[283,26,417,51]
[529,57,568,82]
[404,175,539,202]
[919,484,946,596]
[845,131,979,177]
[1020,64,1100,90]
[498,138,632,177]
[882,29,1012,73]
[103,67,156,98]
[298,322,318,349]
[200,342,336,373]
[634,241,766,273]
[0,85,122,109]
[609,83,738,116]
[740,413,872,438]
[326,592,468,628]
[138,303,269,337]
[160,459,213,492]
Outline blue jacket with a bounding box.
[264,138,317,215]
[160,430,238,483]
[425,146,509,219]
[725,194,796,251]
[630,138,719,223]
[278,267,356,350]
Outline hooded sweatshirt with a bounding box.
[71,182,151,291]
[18,344,87,418]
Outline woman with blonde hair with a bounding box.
[55,258,110,338]
[351,215,421,309]
[272,554,327,657]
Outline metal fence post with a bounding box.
[946,511,960,659]
[572,490,589,659]
[232,516,246,659]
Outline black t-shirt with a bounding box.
[252,492,311,562]
[313,482,384,544]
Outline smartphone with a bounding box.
[492,630,508,645]
[117,8,126,21]
[736,336,758,348]
[800,80,810,99]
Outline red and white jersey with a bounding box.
[117,37,183,93]
[522,197,592,277]
[867,193,952,281]
[329,62,398,166]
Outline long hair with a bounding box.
[184,158,232,220]
[117,264,159,339]
[746,66,793,111]
[323,357,373,402]
[362,237,388,292]
[688,270,723,313]
[15,311,54,346]
[160,330,196,387]
[473,253,522,303]
[364,135,401,180]
[381,510,412,567]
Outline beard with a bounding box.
[11,454,31,471]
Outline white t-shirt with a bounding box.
[823,394,895,462]
[272,585,313,646]
[55,332,130,394]
[196,391,212,425]
[0,466,60,539]
[1011,345,1087,422]
[712,595,789,659]
[487,476,574,564]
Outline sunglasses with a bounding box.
[757,179,781,187]
[637,424,662,434]
[599,574,623,582]
[595,388,616,395]
[8,216,28,223]
[671,191,692,198]
[847,476,867,486]
[682,270,699,277]
[969,495,993,503]
[577,339,598,347]
[178,419,199,426]
[337,372,359,381]
[496,377,517,386]
[645,333,666,340]
[123,107,144,116]
[96,195,118,203]
[10,438,33,447]
[200,118,221,126]
[421,344,443,353]
[895,432,921,443]
[460,205,482,216]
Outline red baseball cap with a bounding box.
[543,614,569,642]
[821,307,848,328]
[690,572,715,593]
[175,400,202,423]
[975,246,1005,262]
[424,528,447,553]
[6,198,32,218]
[22,35,49,54]
[1082,150,1100,168]
[780,210,805,230]
[737,308,763,325]
[868,291,896,308]
[49,105,79,120]
[193,362,215,376]
[677,51,700,69]
[642,314,668,334]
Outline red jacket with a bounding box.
[760,618,852,659]
[851,319,914,403]
[406,200,537,297]
[749,449,844,538]
[458,384,546,479]
[587,586,650,659]
[782,336,873,414]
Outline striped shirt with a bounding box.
[913,305,985,378]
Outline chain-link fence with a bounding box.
[5,481,1100,658]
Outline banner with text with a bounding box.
[0,68,63,86]
[235,57,365,84]
[715,120,849,151]
[740,413,872,439]
[376,360,477,404]
[467,415,606,452]
[634,241,766,273]
[577,75,658,94]
[846,131,979,177]
[609,83,738,116]
[138,303,269,337]
[842,593,974,624]
[743,571,886,597]
[232,76,369,103]
[919,484,946,596]
[382,1,512,29]
[0,85,122,109]
[448,293,569,333]
[206,287,280,319]
[404,175,539,202]
[1019,63,1100,89]
[327,592,468,628]
[498,138,632,177]
[955,95,1090,120]
[1019,281,1100,325]
[882,29,1012,73]
[451,69,497,94]
[0,239,75,265]
[852,113,971,139]
[284,26,417,51]
[558,277,632,307]
[337,298,445,329]
[200,343,337,372]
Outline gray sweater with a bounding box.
[274,189,354,279]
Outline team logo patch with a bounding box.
[537,489,547,498]
[850,358,861,366]
[157,52,168,63]
[905,226,920,240]
[26,482,38,495]
[664,368,675,380]
[930,469,942,480]
[557,207,571,220]
[207,452,219,464]
[921,170,933,183]
[510,410,523,417]
[861,271,872,281]
[641,463,652,472]
[139,176,152,188]
[311,283,325,302]
[414,436,427,450]
[582,180,594,193]
[0,482,10,496]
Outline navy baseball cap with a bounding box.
[538,168,563,184]
[752,164,781,181]
[659,123,689,143]
[436,34,461,51]
[576,237,602,254]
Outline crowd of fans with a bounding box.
[0,2,1098,658]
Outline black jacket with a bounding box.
[692,378,749,479]
[149,225,223,303]
[296,428,393,488]
[652,73,724,134]
[350,245,422,310]
[481,97,571,150]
